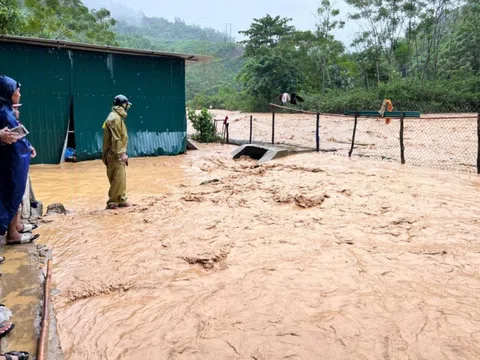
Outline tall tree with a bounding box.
[238,15,295,57]
[237,15,302,101]
[3,0,118,45]
[313,0,346,93]
[0,0,24,34]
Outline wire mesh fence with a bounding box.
[271,111,318,149]
[343,117,402,163]
[403,114,478,172]
[208,103,479,174]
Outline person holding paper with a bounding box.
[0,127,19,145]
[0,75,39,244]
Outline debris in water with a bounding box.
[182,194,204,202]
[294,194,328,208]
[200,179,220,185]
[46,203,68,215]
[180,247,230,269]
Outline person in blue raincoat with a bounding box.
[0,75,39,244]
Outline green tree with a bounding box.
[237,47,303,100]
[238,15,295,57]
[311,0,346,93]
[237,15,302,101]
[0,0,24,34]
[437,0,480,79]
[17,0,117,45]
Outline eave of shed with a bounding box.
[0,35,213,64]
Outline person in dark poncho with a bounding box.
[279,92,305,106]
[0,75,39,245]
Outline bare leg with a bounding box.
[7,211,21,242]
[16,214,24,232]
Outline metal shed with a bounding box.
[0,35,210,164]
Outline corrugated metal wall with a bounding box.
[0,43,71,164]
[0,42,186,164]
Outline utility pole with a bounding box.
[225,23,232,42]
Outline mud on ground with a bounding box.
[32,145,480,359]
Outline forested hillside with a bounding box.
[113,16,244,102]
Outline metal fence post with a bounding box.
[400,112,406,164]
[316,112,320,152]
[249,115,253,144]
[272,106,275,145]
[477,110,480,174]
[349,112,358,157]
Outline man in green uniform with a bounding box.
[102,95,132,210]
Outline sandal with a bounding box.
[6,234,40,245]
[0,322,15,338]
[106,204,119,210]
[18,224,38,234]
[4,351,29,360]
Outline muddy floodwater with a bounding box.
[30,144,480,360]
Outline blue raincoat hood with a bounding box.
[0,75,20,107]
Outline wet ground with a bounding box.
[29,144,480,359]
[0,243,42,357]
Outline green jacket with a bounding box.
[102,106,128,165]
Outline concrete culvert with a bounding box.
[231,145,289,164]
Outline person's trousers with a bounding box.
[106,160,127,206]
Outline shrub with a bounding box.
[187,108,221,143]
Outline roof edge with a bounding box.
[0,35,213,63]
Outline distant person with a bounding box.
[102,95,132,210]
[280,92,290,105]
[290,93,305,105]
[0,75,39,244]
[279,92,305,106]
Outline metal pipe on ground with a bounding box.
[37,259,52,360]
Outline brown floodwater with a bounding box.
[0,243,42,357]
[29,145,480,360]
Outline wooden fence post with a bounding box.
[316,112,320,152]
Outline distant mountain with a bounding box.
[115,17,230,44]
[82,0,243,101]
[82,0,143,21]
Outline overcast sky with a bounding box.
[84,0,360,45]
